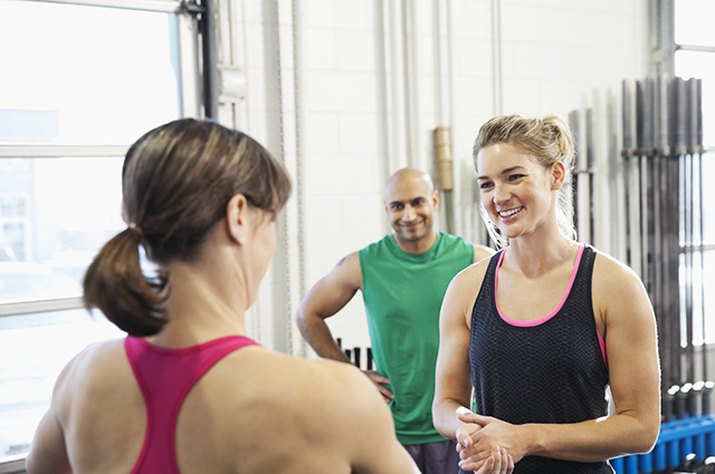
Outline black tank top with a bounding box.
[464,244,613,474]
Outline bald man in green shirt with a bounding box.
[296,167,494,474]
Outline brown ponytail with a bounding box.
[83,227,167,336]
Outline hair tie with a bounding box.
[128,222,142,236]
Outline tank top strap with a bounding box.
[125,335,260,474]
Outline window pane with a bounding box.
[674,0,715,47]
[0,157,124,302]
[0,1,181,145]
[0,309,124,461]
[675,51,715,147]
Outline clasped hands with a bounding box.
[455,412,522,473]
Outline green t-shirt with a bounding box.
[358,231,474,444]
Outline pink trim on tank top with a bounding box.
[494,243,607,365]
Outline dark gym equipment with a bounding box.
[571,75,713,473]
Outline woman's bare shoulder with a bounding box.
[450,253,492,292]
[204,349,406,472]
[213,350,384,445]
[224,349,380,420]
[55,338,127,389]
[226,348,369,398]
[591,249,643,293]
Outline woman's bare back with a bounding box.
[52,338,416,474]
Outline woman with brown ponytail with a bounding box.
[26,119,419,474]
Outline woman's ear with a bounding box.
[226,194,249,244]
[550,161,566,190]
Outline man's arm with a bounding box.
[295,252,362,362]
[296,252,394,401]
